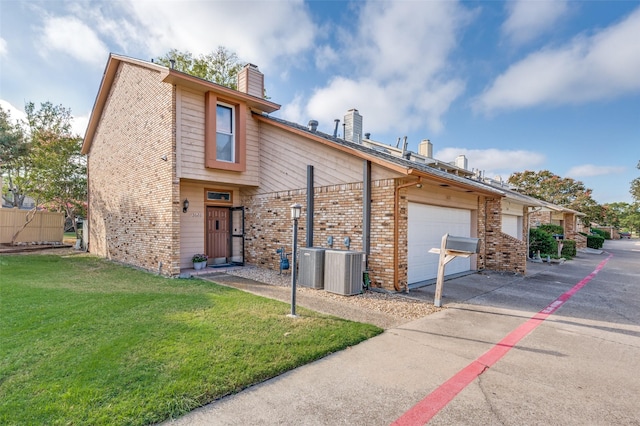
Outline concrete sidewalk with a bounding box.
[163,251,638,425]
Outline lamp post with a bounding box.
[289,203,302,317]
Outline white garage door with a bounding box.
[408,203,472,286]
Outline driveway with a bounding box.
[164,239,640,425]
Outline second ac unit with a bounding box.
[324,250,363,296]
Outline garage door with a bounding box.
[408,203,472,286]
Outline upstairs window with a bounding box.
[216,104,234,162]
[204,92,246,172]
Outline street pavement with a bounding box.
[163,239,640,425]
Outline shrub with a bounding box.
[591,228,610,240]
[539,223,564,236]
[587,235,604,249]
[529,227,556,257]
[561,240,576,259]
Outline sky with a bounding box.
[1,0,639,204]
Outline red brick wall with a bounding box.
[484,198,527,274]
[241,179,397,290]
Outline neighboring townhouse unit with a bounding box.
[528,201,588,249]
[358,138,542,277]
[83,53,538,292]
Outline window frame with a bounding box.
[215,102,235,163]
[205,189,233,205]
[204,92,246,172]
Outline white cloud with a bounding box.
[502,0,569,46]
[38,16,109,67]
[0,37,7,56]
[1,99,87,137]
[0,99,26,124]
[119,0,316,71]
[287,1,470,137]
[71,112,89,138]
[566,164,625,178]
[314,45,338,72]
[475,6,640,113]
[279,94,306,127]
[434,147,546,175]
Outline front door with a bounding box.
[207,207,229,264]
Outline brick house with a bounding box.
[82,54,537,291]
[527,200,587,249]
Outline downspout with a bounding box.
[306,165,314,247]
[393,177,422,292]
[363,160,371,268]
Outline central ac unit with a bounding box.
[299,247,325,289]
[324,250,363,295]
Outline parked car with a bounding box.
[620,232,631,239]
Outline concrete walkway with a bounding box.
[163,241,640,425]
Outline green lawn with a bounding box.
[0,253,382,425]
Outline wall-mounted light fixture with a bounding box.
[183,199,189,213]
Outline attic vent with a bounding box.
[308,120,318,132]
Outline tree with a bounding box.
[24,102,86,235]
[156,47,244,90]
[631,160,640,202]
[618,202,640,235]
[0,106,30,208]
[508,170,600,224]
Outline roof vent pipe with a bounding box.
[169,59,175,69]
[364,133,371,139]
[333,119,340,137]
[308,120,318,132]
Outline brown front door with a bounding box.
[207,207,229,264]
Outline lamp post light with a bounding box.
[289,203,302,317]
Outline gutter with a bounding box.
[393,177,422,292]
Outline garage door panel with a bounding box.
[408,203,472,285]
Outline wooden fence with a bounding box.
[0,208,64,244]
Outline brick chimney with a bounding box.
[237,63,264,98]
